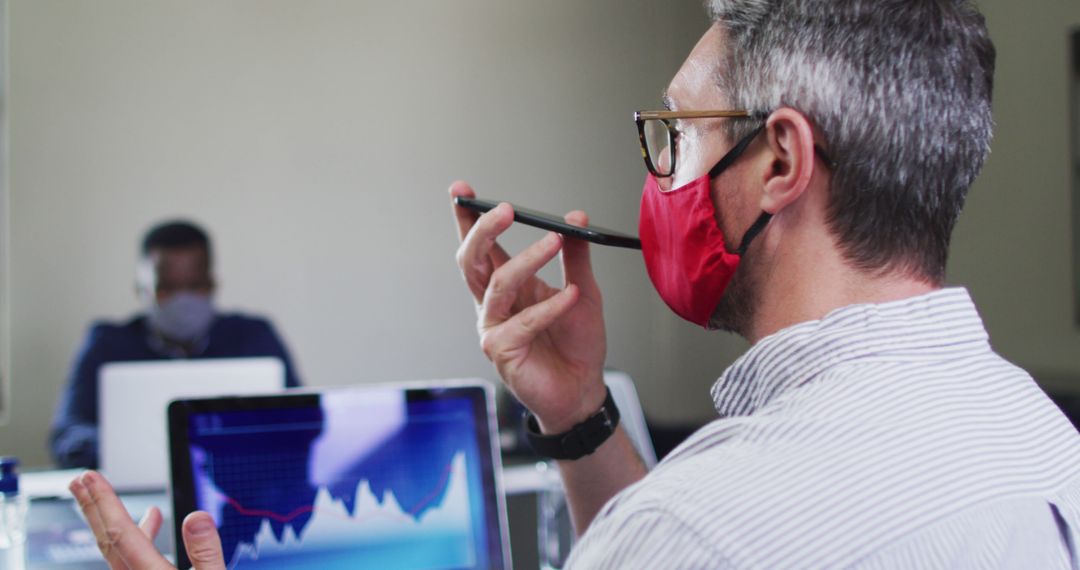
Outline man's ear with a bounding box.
[134,259,155,302]
[760,107,818,215]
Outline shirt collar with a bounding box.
[711,287,990,418]
[143,318,212,358]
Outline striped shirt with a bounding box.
[567,288,1080,569]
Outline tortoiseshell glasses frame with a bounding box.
[634,109,764,177]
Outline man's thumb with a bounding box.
[181,512,227,570]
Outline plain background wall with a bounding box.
[947,0,1080,390]
[1,0,1078,468]
[1,0,9,427]
[1,0,718,467]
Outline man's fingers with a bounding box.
[139,506,163,541]
[561,211,600,298]
[450,182,511,262]
[70,473,126,569]
[181,512,228,570]
[481,232,563,327]
[456,200,515,301]
[449,180,480,242]
[72,471,171,570]
[481,284,580,362]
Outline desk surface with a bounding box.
[28,493,172,569]
[24,464,558,569]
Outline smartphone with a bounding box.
[454,196,642,250]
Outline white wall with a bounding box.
[0,0,9,428]
[0,0,714,467]
[2,0,1078,469]
[948,1,1080,389]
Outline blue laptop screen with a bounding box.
[177,386,505,569]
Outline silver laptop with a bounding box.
[99,357,285,491]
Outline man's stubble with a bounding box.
[708,247,760,337]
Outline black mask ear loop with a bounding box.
[736,140,837,256]
[736,212,773,256]
[707,124,766,179]
[704,123,770,256]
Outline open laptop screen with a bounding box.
[168,383,509,569]
[100,357,286,491]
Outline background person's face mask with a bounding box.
[147,292,216,343]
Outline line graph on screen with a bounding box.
[209,452,476,569]
[221,455,456,525]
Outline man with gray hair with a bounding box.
[450,0,1080,567]
[67,0,1080,568]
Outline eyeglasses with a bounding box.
[634,110,764,177]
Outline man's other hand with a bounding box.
[69,471,226,570]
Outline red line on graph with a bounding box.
[222,458,458,524]
[405,456,456,516]
[224,499,315,524]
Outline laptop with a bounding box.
[99,357,286,491]
[166,380,511,569]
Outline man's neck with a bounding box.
[745,241,938,345]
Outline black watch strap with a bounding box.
[523,387,620,460]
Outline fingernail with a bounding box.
[187,516,215,537]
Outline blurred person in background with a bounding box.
[50,220,301,468]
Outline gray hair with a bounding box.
[708,0,996,283]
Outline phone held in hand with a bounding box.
[454,196,642,250]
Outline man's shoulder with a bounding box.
[83,315,147,344]
[70,315,157,366]
[212,312,277,333]
[594,374,1080,566]
[208,312,288,355]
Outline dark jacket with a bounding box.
[49,313,301,468]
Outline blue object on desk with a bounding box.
[0,457,19,494]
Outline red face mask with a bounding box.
[638,126,770,328]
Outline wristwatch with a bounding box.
[523,387,620,460]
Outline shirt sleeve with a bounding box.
[49,324,108,469]
[565,507,732,570]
